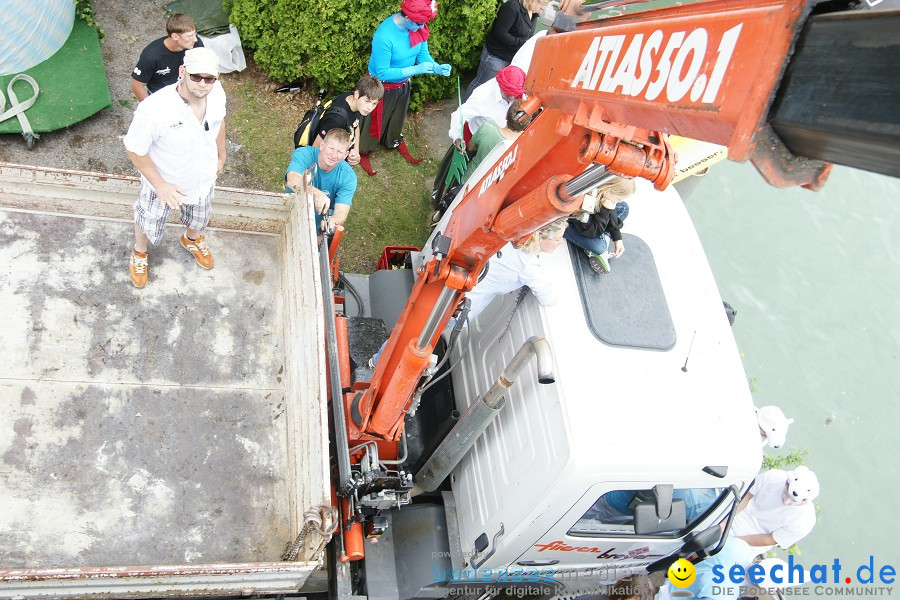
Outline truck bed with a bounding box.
[0,164,329,596]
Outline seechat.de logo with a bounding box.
[668,559,697,588]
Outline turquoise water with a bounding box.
[686,162,900,576]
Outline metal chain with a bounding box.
[498,288,529,343]
[281,505,339,561]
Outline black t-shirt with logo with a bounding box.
[132,36,205,94]
[316,92,362,145]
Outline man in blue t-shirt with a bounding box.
[286,129,358,231]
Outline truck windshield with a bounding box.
[568,487,727,537]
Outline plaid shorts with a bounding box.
[134,181,213,246]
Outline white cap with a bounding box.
[183,47,219,76]
[757,405,794,449]
[786,465,819,502]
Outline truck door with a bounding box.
[512,483,729,587]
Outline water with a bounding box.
[686,161,900,576]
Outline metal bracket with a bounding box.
[472,522,506,570]
[750,124,832,191]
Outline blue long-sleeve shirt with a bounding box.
[367,15,435,83]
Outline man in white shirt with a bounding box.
[465,218,567,320]
[123,47,226,288]
[448,65,525,150]
[730,467,819,553]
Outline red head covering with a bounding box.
[401,0,437,46]
[496,66,526,99]
[402,0,437,23]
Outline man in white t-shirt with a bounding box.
[123,47,226,288]
[448,65,525,149]
[368,219,567,368]
[730,467,819,553]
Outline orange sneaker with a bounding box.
[180,234,214,269]
[129,250,149,288]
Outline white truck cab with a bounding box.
[445,178,762,590]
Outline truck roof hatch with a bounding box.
[569,233,675,350]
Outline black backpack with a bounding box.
[293,91,353,148]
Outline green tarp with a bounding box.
[0,19,110,134]
[166,0,231,37]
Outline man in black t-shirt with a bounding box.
[131,13,205,101]
[313,76,384,167]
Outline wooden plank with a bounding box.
[279,189,332,562]
[0,162,292,233]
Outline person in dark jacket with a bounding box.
[464,0,547,100]
[565,176,636,274]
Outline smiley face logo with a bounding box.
[667,558,696,588]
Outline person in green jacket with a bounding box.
[460,100,532,183]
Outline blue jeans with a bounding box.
[464,47,510,101]
[564,202,629,255]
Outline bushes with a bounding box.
[75,0,103,40]
[230,0,498,109]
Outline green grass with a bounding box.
[341,121,435,273]
[226,75,299,191]
[224,71,434,274]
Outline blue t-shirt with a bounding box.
[286,146,358,227]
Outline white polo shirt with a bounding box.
[123,80,226,205]
[448,78,510,142]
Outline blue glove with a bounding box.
[400,62,434,77]
[437,63,452,77]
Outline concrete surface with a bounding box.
[0,210,294,568]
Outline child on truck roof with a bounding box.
[564,175,636,275]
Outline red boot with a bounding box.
[396,140,422,164]
[359,153,377,176]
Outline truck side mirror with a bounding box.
[681,525,722,554]
[633,499,686,534]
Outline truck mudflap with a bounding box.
[0,562,319,598]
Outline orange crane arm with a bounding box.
[346,0,821,447]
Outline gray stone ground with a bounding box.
[413,98,456,164]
